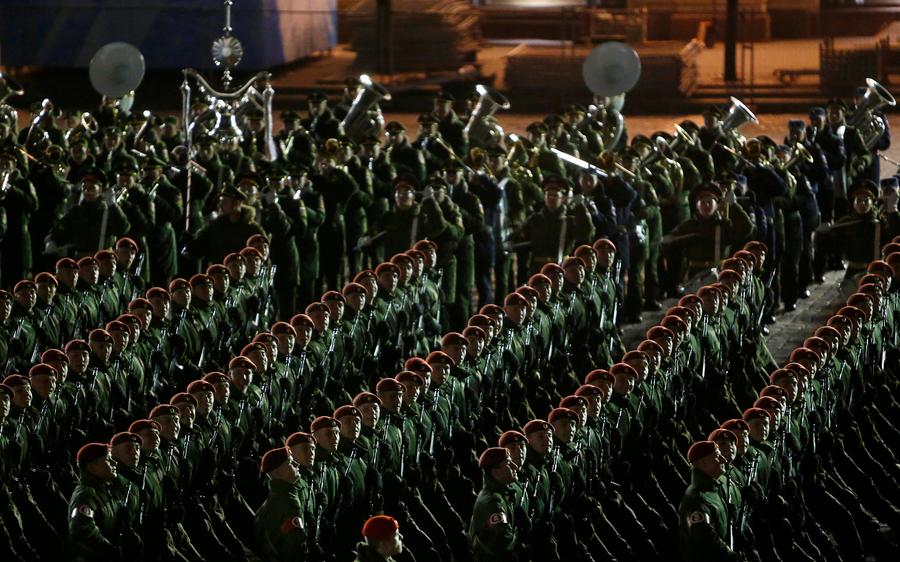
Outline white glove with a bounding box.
[263,190,278,206]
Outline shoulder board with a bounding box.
[686,510,710,527]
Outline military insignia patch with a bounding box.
[71,505,94,519]
[687,511,709,527]
[280,516,304,534]
[487,512,508,526]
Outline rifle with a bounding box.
[71,290,89,340]
[546,446,561,516]
[427,387,441,458]
[29,303,54,364]
[127,252,146,302]
[4,317,25,373]
[196,308,219,369]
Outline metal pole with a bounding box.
[724,0,738,82]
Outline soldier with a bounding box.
[433,91,468,157]
[254,447,309,561]
[186,185,266,267]
[678,440,741,561]
[384,121,426,186]
[517,176,595,272]
[49,167,130,257]
[302,91,340,144]
[469,447,518,561]
[817,179,888,292]
[0,148,38,286]
[354,514,405,562]
[67,442,121,559]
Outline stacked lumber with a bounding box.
[343,0,482,73]
[504,40,702,103]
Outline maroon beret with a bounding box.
[687,441,718,463]
[478,447,510,470]
[259,447,289,475]
[77,443,110,466]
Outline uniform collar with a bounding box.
[690,467,718,490]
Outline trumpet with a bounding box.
[783,143,814,170]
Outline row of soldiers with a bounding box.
[2,82,891,332]
[0,192,616,562]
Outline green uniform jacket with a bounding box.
[254,478,309,561]
[469,473,518,561]
[678,468,740,562]
[67,471,120,560]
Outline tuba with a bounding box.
[847,78,896,150]
[340,74,391,144]
[89,42,146,100]
[720,96,758,144]
[582,42,641,152]
[464,84,510,149]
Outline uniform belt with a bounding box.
[847,261,869,270]
[688,259,717,269]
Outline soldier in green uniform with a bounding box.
[254,447,309,561]
[469,446,519,561]
[0,148,38,286]
[384,122,426,186]
[817,180,891,292]
[49,168,130,257]
[353,514,405,562]
[140,155,183,286]
[517,176,595,272]
[678,440,742,562]
[186,185,266,267]
[334,404,371,559]
[664,182,755,283]
[67,442,121,560]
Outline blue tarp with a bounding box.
[0,0,337,69]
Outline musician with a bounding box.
[525,122,566,182]
[414,113,455,176]
[96,126,128,174]
[516,176,594,274]
[334,77,361,122]
[824,99,867,219]
[816,180,886,287]
[48,167,128,262]
[301,90,340,144]
[662,182,753,280]
[311,140,361,292]
[852,85,891,182]
[184,184,266,269]
[384,121,426,185]
[23,146,68,275]
[159,115,185,153]
[66,135,96,190]
[781,131,823,301]
[430,91,466,154]
[443,160,487,316]
[878,177,900,242]
[677,120,716,182]
[0,148,36,286]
